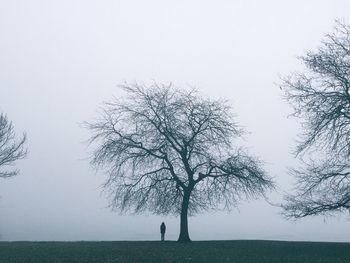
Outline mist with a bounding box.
[1,0,350,241]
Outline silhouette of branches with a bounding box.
[87,83,274,215]
[86,83,274,241]
[282,20,350,217]
[0,114,27,178]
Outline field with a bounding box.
[0,240,349,263]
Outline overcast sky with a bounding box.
[1,0,350,242]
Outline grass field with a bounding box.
[0,240,349,263]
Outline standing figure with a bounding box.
[160,222,166,241]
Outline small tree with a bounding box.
[282,21,350,218]
[0,113,27,178]
[87,83,274,242]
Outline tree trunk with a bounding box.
[177,192,191,243]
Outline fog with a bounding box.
[1,0,350,241]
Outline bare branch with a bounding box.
[282,20,350,218]
[0,114,27,178]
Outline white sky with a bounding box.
[1,0,350,242]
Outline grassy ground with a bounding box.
[0,240,349,263]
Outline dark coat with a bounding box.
[160,223,166,234]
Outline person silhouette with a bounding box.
[160,222,166,241]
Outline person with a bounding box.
[160,222,166,241]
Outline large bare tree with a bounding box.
[282,21,350,218]
[0,113,27,178]
[86,83,274,242]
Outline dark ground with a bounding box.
[0,240,349,263]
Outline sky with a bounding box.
[1,0,350,242]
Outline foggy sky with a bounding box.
[1,0,350,241]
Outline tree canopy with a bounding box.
[87,83,274,242]
[0,113,27,178]
[282,21,350,218]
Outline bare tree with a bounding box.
[0,114,27,178]
[281,20,350,218]
[86,83,274,242]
